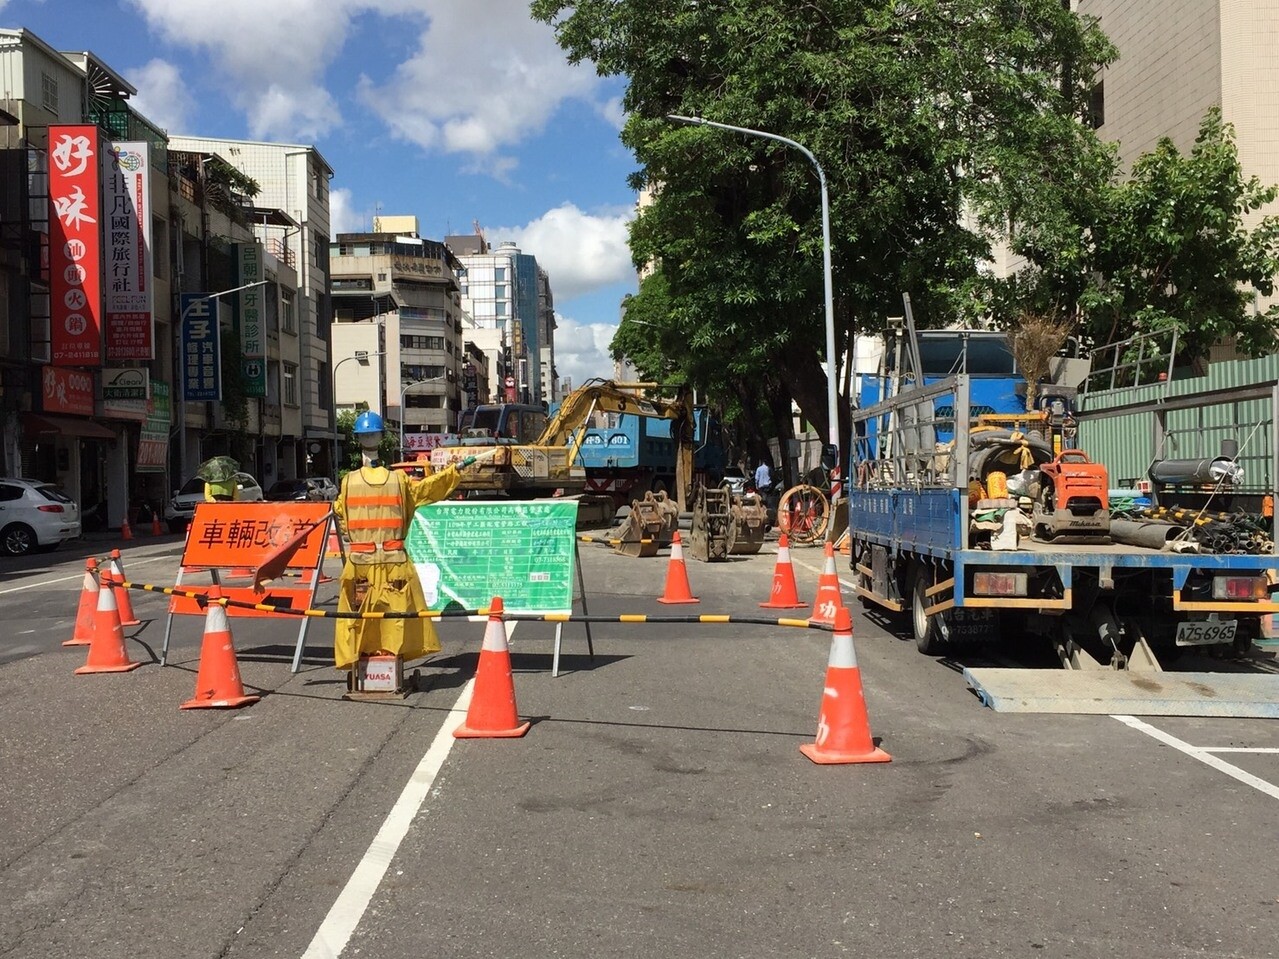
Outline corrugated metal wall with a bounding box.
[1076,355,1278,489]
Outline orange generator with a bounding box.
[1034,450,1111,542]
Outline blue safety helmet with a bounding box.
[353,410,384,435]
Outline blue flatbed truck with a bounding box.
[846,351,1279,715]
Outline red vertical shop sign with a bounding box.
[48,125,102,367]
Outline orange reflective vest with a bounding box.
[341,467,410,566]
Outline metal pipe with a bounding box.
[1110,519,1182,550]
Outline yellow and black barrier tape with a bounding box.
[119,580,831,630]
[575,534,654,546]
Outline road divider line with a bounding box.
[0,554,173,595]
[1112,715,1279,801]
[301,625,514,959]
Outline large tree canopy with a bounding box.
[533,0,1116,447]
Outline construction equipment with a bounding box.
[431,379,695,506]
[612,490,679,558]
[688,485,734,562]
[1034,449,1110,542]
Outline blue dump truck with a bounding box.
[576,407,727,510]
[846,331,1279,714]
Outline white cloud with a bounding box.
[124,58,192,133]
[328,187,362,234]
[358,0,600,157]
[496,203,635,300]
[598,95,625,130]
[552,314,619,389]
[126,0,351,138]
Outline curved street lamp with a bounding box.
[174,278,270,481]
[667,115,840,451]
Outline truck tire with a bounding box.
[911,570,946,655]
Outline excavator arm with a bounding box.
[542,379,695,508]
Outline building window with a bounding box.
[401,334,446,351]
[495,267,506,281]
[1085,81,1104,130]
[281,292,296,333]
[284,362,298,406]
[495,302,507,317]
[40,73,57,113]
[494,284,507,298]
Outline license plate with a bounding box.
[1175,619,1237,646]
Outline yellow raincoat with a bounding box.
[333,463,461,669]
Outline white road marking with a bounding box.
[302,623,516,959]
[0,554,172,595]
[1197,747,1279,754]
[1113,715,1279,802]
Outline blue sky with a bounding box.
[7,0,639,387]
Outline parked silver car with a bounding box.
[0,478,81,556]
[164,472,264,533]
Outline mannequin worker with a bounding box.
[333,410,483,672]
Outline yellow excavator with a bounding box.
[429,379,696,506]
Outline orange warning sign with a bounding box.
[182,502,331,570]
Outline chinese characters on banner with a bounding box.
[49,125,102,366]
[102,141,154,360]
[180,293,222,401]
[42,365,95,416]
[136,381,170,472]
[237,243,266,397]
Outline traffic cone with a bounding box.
[800,605,891,765]
[810,541,845,626]
[64,557,100,646]
[120,513,133,541]
[151,514,163,536]
[453,596,530,738]
[75,571,142,674]
[181,586,259,709]
[760,533,807,610]
[326,528,343,559]
[656,531,699,605]
[107,549,141,627]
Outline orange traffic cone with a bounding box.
[120,513,133,541]
[75,571,142,674]
[181,586,259,709]
[760,533,807,610]
[152,514,163,536]
[810,541,845,626]
[326,528,343,559]
[656,530,699,605]
[454,596,530,738]
[64,557,100,646]
[800,605,891,765]
[107,549,141,627]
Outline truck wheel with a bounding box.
[911,571,946,655]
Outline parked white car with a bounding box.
[0,478,81,556]
[164,472,264,533]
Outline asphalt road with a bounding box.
[1,534,1277,958]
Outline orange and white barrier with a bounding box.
[453,596,529,738]
[800,606,890,765]
[75,572,142,675]
[65,558,99,647]
[181,585,259,710]
[760,533,807,610]
[656,531,699,605]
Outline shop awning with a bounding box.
[22,412,116,440]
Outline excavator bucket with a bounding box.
[613,490,679,558]
[728,492,768,555]
[688,485,733,562]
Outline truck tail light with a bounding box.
[973,572,1027,597]
[1211,576,1267,600]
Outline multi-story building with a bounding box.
[167,135,335,475]
[330,218,466,452]
[0,28,299,530]
[447,232,554,407]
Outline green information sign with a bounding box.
[405,500,579,614]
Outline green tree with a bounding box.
[533,0,1116,449]
[1084,109,1279,359]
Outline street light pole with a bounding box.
[667,114,841,452]
[174,279,270,482]
[399,376,446,456]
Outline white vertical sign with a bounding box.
[102,141,154,360]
